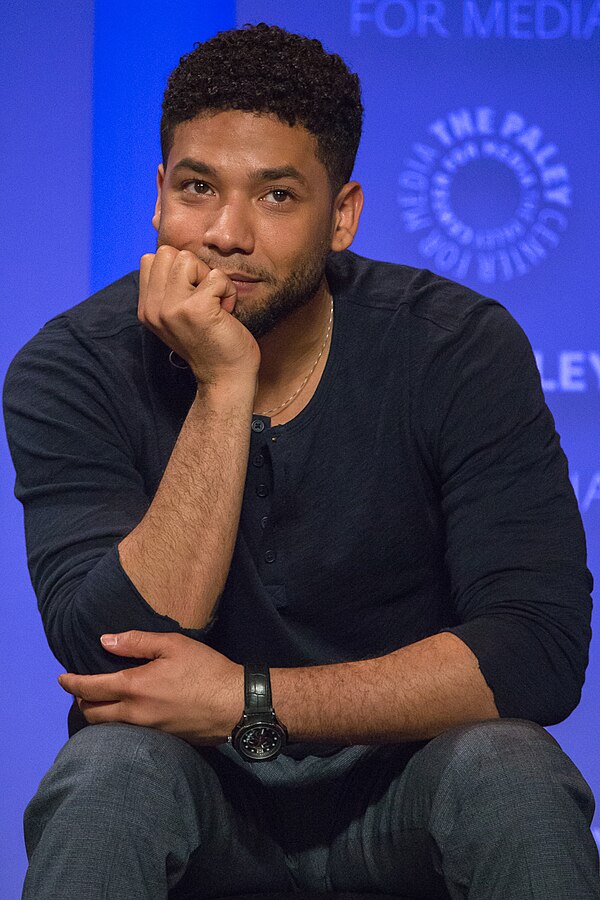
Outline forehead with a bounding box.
[166,110,326,181]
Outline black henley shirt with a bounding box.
[3,251,593,737]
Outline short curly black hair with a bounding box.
[160,23,363,193]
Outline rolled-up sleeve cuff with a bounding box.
[47,544,217,674]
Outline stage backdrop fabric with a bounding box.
[1,1,598,895]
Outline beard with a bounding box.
[231,245,330,339]
[156,233,331,340]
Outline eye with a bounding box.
[181,180,214,195]
[262,188,294,204]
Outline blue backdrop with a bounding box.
[2,1,598,895]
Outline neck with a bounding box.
[255,279,332,391]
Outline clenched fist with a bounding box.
[139,246,261,385]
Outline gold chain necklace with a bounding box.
[259,296,334,418]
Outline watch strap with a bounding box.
[244,665,273,715]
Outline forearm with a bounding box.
[119,376,256,629]
[270,632,499,743]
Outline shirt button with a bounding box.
[256,483,269,498]
[260,516,269,529]
[264,550,277,563]
[253,453,265,467]
[251,419,265,433]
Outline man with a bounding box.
[4,22,599,900]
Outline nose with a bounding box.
[203,200,255,256]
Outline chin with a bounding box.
[235,268,328,339]
[233,305,281,340]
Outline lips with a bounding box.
[225,272,261,283]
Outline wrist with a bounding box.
[190,349,260,388]
[217,662,245,742]
[229,665,288,760]
[194,374,258,410]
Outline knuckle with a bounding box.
[119,667,136,690]
[206,268,226,288]
[176,249,196,263]
[123,703,144,726]
[156,310,172,330]
[168,250,193,274]
[79,702,96,723]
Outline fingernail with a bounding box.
[101,634,117,647]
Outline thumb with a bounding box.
[100,630,170,659]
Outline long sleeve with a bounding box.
[3,312,210,675]
[4,257,594,726]
[414,298,593,724]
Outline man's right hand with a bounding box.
[138,246,261,385]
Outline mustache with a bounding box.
[203,258,276,284]
[154,239,276,284]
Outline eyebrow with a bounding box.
[171,158,308,187]
[255,166,308,187]
[172,158,218,178]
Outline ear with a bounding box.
[152,164,165,232]
[330,181,364,252]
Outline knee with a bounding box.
[441,718,567,774]
[432,719,595,821]
[45,723,201,799]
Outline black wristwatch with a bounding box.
[229,665,287,762]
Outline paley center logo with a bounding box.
[397,107,572,283]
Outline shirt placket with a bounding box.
[249,417,285,602]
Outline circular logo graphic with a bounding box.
[397,107,572,284]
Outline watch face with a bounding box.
[238,724,285,761]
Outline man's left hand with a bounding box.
[58,631,243,745]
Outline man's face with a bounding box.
[153,110,342,338]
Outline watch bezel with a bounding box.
[231,718,287,761]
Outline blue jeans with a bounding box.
[22,719,600,899]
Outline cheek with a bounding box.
[261,211,331,261]
[157,200,206,242]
